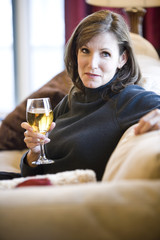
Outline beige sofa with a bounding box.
[0,33,160,240]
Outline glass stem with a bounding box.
[40,143,47,160]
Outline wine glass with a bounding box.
[26,97,54,165]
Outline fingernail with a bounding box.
[45,138,51,143]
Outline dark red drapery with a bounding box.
[65,0,89,42]
[65,0,160,56]
[143,8,160,52]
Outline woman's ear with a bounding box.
[118,50,128,69]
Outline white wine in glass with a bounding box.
[26,98,54,165]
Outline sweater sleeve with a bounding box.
[116,85,160,131]
[20,151,45,177]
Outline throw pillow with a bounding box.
[0,70,72,150]
[0,169,96,189]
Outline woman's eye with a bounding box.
[102,51,110,57]
[81,48,89,54]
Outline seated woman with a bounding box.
[21,10,160,180]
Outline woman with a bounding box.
[21,10,160,180]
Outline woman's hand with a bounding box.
[21,121,55,166]
[134,109,160,135]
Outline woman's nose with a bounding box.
[88,54,99,69]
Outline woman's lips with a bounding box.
[85,72,100,78]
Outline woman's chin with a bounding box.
[84,82,99,89]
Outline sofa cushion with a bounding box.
[137,55,160,95]
[0,180,160,240]
[0,149,27,173]
[102,125,160,181]
[0,71,72,150]
[130,32,159,60]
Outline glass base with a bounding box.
[32,158,54,165]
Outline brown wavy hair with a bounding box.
[64,10,141,94]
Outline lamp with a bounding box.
[86,0,160,36]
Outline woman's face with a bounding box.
[77,32,127,88]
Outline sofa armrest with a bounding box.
[102,125,160,181]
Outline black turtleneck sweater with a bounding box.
[21,83,160,180]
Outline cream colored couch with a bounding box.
[0,34,160,240]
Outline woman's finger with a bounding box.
[135,109,160,135]
[24,130,46,140]
[21,122,33,131]
[48,122,56,132]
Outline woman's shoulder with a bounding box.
[121,84,145,94]
[118,84,155,99]
[116,84,160,107]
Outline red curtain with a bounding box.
[65,0,160,56]
[65,0,89,42]
[143,7,160,54]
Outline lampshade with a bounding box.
[86,0,160,8]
